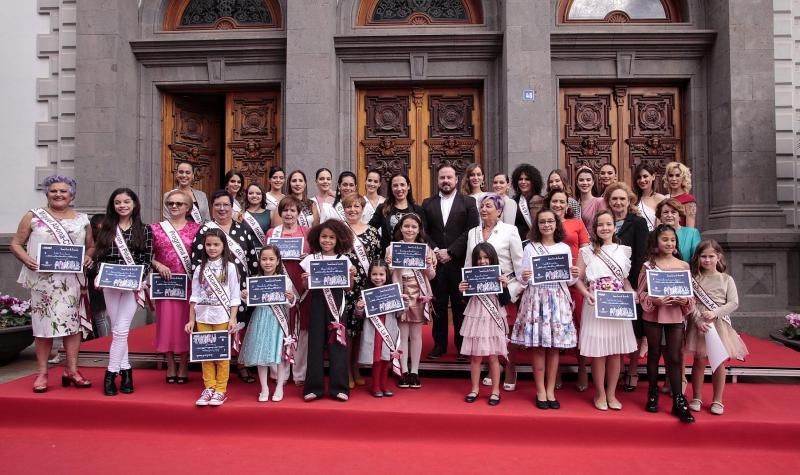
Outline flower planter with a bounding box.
[0,325,34,365]
[770,329,800,352]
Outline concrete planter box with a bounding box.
[0,325,34,365]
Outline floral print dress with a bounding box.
[18,213,89,338]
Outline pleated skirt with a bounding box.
[579,300,637,357]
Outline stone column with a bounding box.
[704,0,800,333]
[284,0,340,174]
[74,0,139,215]
[502,0,554,175]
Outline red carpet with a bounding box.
[78,324,800,370]
[1,367,798,474]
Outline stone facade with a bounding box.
[0,0,797,336]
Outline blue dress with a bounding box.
[238,305,284,366]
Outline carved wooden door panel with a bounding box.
[560,86,682,193]
[357,87,482,199]
[162,94,222,199]
[225,91,281,189]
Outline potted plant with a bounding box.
[770,313,800,352]
[0,294,34,364]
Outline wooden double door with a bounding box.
[161,91,281,198]
[559,86,683,193]
[357,87,483,199]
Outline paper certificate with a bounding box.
[462,265,502,296]
[595,290,637,320]
[37,243,84,273]
[96,263,144,291]
[190,330,231,362]
[646,270,693,298]
[149,273,188,300]
[362,283,406,318]
[268,237,304,260]
[309,259,350,289]
[390,242,428,269]
[531,253,571,285]
[247,275,288,306]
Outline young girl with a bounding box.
[512,209,577,409]
[94,188,153,397]
[186,228,240,407]
[638,224,695,422]
[459,243,509,406]
[386,213,436,389]
[356,260,401,398]
[239,245,297,402]
[575,210,638,411]
[685,240,748,416]
[300,220,355,401]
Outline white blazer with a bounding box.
[464,221,524,302]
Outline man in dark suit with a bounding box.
[422,164,479,360]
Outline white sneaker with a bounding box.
[258,391,270,402]
[208,391,227,406]
[195,388,214,406]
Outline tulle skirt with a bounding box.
[459,298,508,357]
[684,313,749,361]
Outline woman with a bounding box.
[11,175,94,393]
[657,199,701,263]
[575,166,606,231]
[604,182,648,392]
[223,170,245,221]
[341,194,382,387]
[634,163,666,231]
[598,163,618,197]
[546,169,581,219]
[461,163,487,213]
[362,169,386,225]
[330,171,359,222]
[311,168,335,223]
[368,173,426,252]
[663,162,697,228]
[150,189,201,384]
[545,189,591,391]
[266,196,311,386]
[273,170,319,229]
[241,183,271,248]
[95,188,153,396]
[162,160,210,223]
[492,172,517,225]
[464,194,523,391]
[264,166,286,212]
[191,190,259,383]
[511,164,544,240]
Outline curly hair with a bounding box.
[663,161,692,193]
[42,175,77,195]
[511,164,544,199]
[307,219,353,255]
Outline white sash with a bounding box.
[367,314,402,376]
[638,201,655,230]
[31,208,93,338]
[242,211,267,247]
[271,225,283,239]
[348,227,371,275]
[531,242,572,307]
[298,206,312,228]
[477,294,506,333]
[363,197,383,222]
[205,222,247,266]
[315,253,346,346]
[692,278,732,326]
[334,201,347,221]
[265,193,280,210]
[518,197,532,227]
[412,267,432,322]
[115,227,149,308]
[270,299,296,363]
[597,248,626,282]
[159,221,191,274]
[232,200,242,214]
[202,265,231,315]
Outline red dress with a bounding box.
[670,193,696,227]
[562,218,590,330]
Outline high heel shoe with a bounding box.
[645,387,659,413]
[672,394,695,423]
[32,373,48,393]
[103,371,118,396]
[622,373,638,392]
[61,370,92,388]
[119,368,134,394]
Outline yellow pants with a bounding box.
[196,322,230,392]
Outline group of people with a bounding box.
[10,159,749,422]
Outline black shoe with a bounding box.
[646,387,659,413]
[488,393,501,406]
[119,368,134,394]
[409,373,422,389]
[397,373,410,389]
[103,371,118,396]
[548,399,561,410]
[427,347,444,359]
[456,354,469,362]
[465,391,478,403]
[672,395,696,423]
[535,398,549,410]
[622,373,638,392]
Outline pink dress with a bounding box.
[460,295,508,357]
[580,197,607,231]
[637,262,695,324]
[150,221,201,353]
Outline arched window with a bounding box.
[558,0,681,24]
[163,0,282,31]
[356,0,483,26]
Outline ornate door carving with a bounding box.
[559,86,682,191]
[357,87,482,199]
[162,94,222,199]
[225,91,281,189]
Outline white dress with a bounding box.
[578,244,638,357]
[638,201,657,231]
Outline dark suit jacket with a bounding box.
[421,192,479,266]
[616,213,649,289]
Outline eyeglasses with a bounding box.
[166,201,188,207]
[213,203,232,209]
[538,219,556,225]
